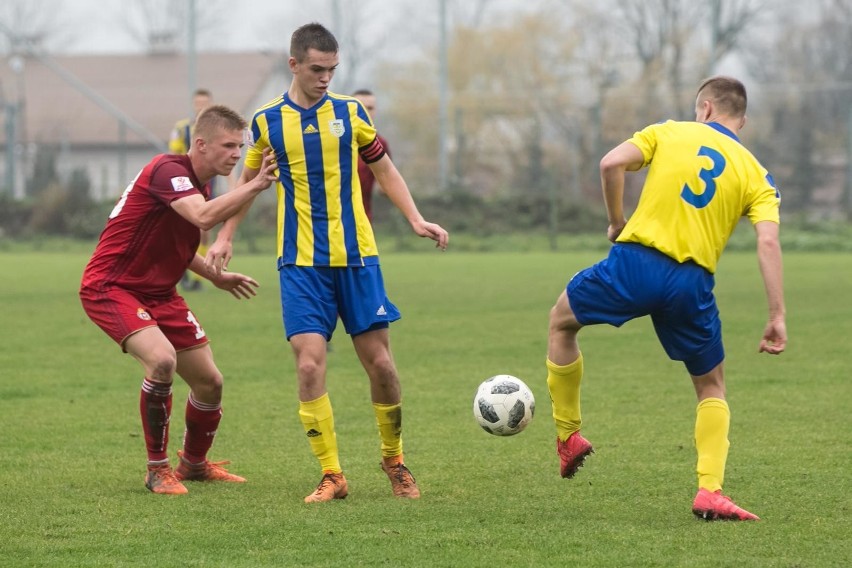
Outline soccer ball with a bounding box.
[473,375,535,436]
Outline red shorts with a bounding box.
[79,286,209,352]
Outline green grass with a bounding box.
[0,248,850,567]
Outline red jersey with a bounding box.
[357,133,390,221]
[81,154,209,297]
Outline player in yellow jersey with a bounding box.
[545,76,786,520]
[169,89,213,155]
[207,23,449,503]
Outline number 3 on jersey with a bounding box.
[681,146,725,209]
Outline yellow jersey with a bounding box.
[168,118,192,155]
[617,120,780,273]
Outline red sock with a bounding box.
[139,378,172,463]
[182,393,222,464]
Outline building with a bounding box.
[0,51,288,200]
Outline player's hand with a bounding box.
[411,220,449,251]
[254,148,278,190]
[607,220,626,243]
[211,271,259,300]
[205,238,233,276]
[758,318,787,354]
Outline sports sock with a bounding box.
[182,393,222,464]
[299,393,341,474]
[546,354,584,442]
[140,378,172,463]
[695,397,730,492]
[373,401,403,460]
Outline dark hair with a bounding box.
[193,88,212,98]
[194,104,246,140]
[290,22,338,62]
[352,88,374,97]
[697,76,747,117]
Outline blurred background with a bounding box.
[0,0,849,249]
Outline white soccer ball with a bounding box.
[473,375,535,436]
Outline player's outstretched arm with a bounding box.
[171,149,276,233]
[754,220,786,354]
[370,156,449,250]
[204,164,263,275]
[187,253,259,299]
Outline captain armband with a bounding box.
[359,137,386,164]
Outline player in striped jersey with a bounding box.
[208,23,448,503]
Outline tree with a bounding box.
[612,0,765,119]
[744,0,852,214]
[706,0,767,75]
[0,0,69,55]
[114,0,228,54]
[25,144,58,197]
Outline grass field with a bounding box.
[1,246,850,567]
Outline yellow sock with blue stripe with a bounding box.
[546,354,583,442]
[299,393,341,474]
[373,402,403,459]
[695,397,730,492]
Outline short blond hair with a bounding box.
[194,104,247,140]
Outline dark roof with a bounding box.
[0,52,286,147]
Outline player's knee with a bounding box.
[549,303,578,335]
[148,352,177,382]
[370,356,398,382]
[204,368,224,389]
[196,372,224,401]
[296,357,325,382]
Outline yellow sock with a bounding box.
[546,354,583,442]
[695,397,730,492]
[373,402,403,460]
[299,393,341,474]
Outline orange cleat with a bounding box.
[145,463,188,495]
[304,472,349,503]
[381,457,421,499]
[174,450,246,483]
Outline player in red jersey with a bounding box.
[352,89,391,222]
[80,104,277,494]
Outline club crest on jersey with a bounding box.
[170,176,194,192]
[136,308,152,321]
[329,119,345,138]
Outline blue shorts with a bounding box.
[567,243,723,376]
[279,265,401,341]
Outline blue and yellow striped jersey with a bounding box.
[245,91,380,267]
[168,118,192,155]
[617,120,780,273]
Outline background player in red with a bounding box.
[352,88,390,222]
[80,105,277,494]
